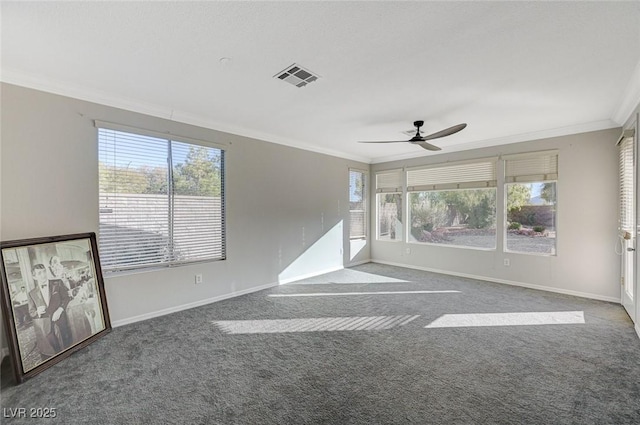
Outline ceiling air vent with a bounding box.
[274,63,320,88]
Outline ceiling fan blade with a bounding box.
[422,123,467,141]
[416,141,442,151]
[358,140,410,144]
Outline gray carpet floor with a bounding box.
[2,263,640,424]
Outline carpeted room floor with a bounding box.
[2,263,640,424]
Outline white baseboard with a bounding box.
[347,259,372,267]
[372,260,621,304]
[112,264,364,328]
[635,323,640,340]
[111,281,279,328]
[278,265,344,285]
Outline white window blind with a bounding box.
[505,152,558,183]
[619,136,634,233]
[376,169,402,193]
[98,127,225,272]
[349,169,367,239]
[407,159,497,191]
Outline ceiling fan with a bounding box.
[359,120,467,151]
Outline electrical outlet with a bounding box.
[405,247,411,254]
[195,274,203,284]
[503,259,510,267]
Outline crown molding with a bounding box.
[168,109,371,164]
[612,57,640,125]
[0,69,371,164]
[1,69,174,121]
[1,68,627,167]
[370,119,619,164]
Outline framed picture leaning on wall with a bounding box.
[0,232,111,383]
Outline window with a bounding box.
[619,135,634,237]
[349,169,367,239]
[97,124,225,272]
[619,130,635,301]
[376,170,403,241]
[505,152,557,255]
[407,160,497,249]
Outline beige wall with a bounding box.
[0,84,371,351]
[371,128,621,302]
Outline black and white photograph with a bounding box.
[1,233,110,382]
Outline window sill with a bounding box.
[103,257,226,278]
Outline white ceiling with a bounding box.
[2,1,639,164]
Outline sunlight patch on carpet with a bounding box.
[214,315,420,334]
[283,269,411,285]
[425,311,585,328]
[268,290,460,297]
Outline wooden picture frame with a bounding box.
[0,232,111,383]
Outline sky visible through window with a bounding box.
[530,183,543,198]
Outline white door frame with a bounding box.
[619,124,637,322]
[632,115,640,326]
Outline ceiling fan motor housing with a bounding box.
[411,121,425,141]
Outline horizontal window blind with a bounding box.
[171,141,226,263]
[376,169,402,193]
[98,127,225,272]
[505,152,558,183]
[407,160,497,191]
[619,136,634,232]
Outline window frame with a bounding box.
[96,121,227,273]
[406,187,498,251]
[375,169,403,242]
[349,168,368,241]
[406,158,498,250]
[376,192,404,242]
[503,151,558,257]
